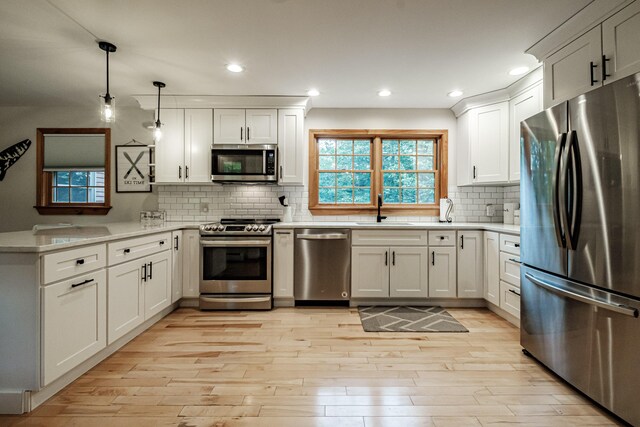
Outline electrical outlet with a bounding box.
[486,204,496,217]
[200,203,209,213]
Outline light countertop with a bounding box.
[0,221,519,253]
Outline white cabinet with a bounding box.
[500,281,521,319]
[428,247,456,298]
[107,259,145,344]
[484,231,500,306]
[182,229,200,298]
[352,246,428,299]
[42,244,107,285]
[214,109,277,145]
[155,109,212,183]
[457,231,484,298]
[143,251,171,318]
[602,1,640,82]
[499,252,521,287]
[457,102,509,185]
[389,247,428,298]
[273,229,294,300]
[171,231,183,303]
[42,269,106,386]
[509,82,543,182]
[278,109,305,185]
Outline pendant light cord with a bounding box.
[105,50,110,97]
[156,85,161,125]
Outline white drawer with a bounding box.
[42,244,107,285]
[500,280,521,319]
[428,230,456,246]
[108,232,171,266]
[352,230,428,246]
[499,233,520,255]
[499,252,521,287]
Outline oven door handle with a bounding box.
[200,296,271,303]
[200,240,270,247]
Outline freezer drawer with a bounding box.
[521,266,640,426]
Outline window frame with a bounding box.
[308,129,448,216]
[35,128,112,215]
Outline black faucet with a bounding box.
[377,194,387,223]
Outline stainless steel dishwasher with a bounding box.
[294,229,351,301]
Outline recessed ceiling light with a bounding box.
[509,66,529,76]
[378,89,391,97]
[448,90,463,98]
[307,89,320,97]
[226,63,244,73]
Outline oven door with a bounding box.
[200,237,272,294]
[211,147,277,182]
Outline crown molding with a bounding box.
[132,95,311,114]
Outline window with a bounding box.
[309,130,448,215]
[35,128,112,215]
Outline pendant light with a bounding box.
[98,41,117,123]
[153,81,166,141]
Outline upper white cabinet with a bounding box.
[602,1,640,82]
[278,109,305,185]
[509,82,543,182]
[155,109,212,183]
[460,102,509,185]
[543,2,640,108]
[457,231,484,299]
[214,109,277,145]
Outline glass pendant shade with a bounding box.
[153,123,162,142]
[100,94,115,123]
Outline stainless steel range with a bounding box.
[199,218,278,310]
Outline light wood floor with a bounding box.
[1,307,623,427]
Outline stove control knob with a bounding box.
[217,225,225,231]
[245,225,252,231]
[204,225,212,231]
[258,225,266,231]
[252,225,259,231]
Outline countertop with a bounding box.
[0,221,519,253]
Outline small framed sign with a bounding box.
[115,144,151,193]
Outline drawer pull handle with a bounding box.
[509,258,521,264]
[159,241,165,246]
[71,278,94,288]
[508,289,521,297]
[124,248,130,254]
[76,259,85,265]
[440,236,445,240]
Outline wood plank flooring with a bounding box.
[0,307,623,426]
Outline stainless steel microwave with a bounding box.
[211,144,277,183]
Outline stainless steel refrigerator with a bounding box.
[520,72,640,426]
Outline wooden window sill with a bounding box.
[34,205,112,215]
[309,206,440,216]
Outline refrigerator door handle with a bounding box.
[567,130,582,250]
[526,273,639,318]
[552,132,568,248]
[559,131,573,250]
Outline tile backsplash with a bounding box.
[157,183,521,223]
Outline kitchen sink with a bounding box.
[354,222,416,226]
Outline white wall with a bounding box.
[0,106,158,232]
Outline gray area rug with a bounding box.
[358,306,469,332]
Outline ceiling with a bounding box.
[0,0,591,109]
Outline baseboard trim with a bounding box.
[486,301,520,328]
[0,391,29,415]
[274,297,295,307]
[179,297,199,308]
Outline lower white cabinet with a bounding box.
[182,229,200,298]
[428,247,457,298]
[457,231,484,298]
[499,252,521,287]
[171,231,183,303]
[273,229,294,299]
[107,250,171,344]
[484,231,500,306]
[42,269,107,386]
[500,281,521,319]
[352,246,428,298]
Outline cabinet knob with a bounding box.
[124,248,130,254]
[76,259,85,265]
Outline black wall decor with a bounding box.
[0,139,31,181]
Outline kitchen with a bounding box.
[0,0,639,426]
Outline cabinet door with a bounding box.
[389,247,428,298]
[543,27,602,108]
[246,109,277,145]
[213,109,245,144]
[602,1,640,82]
[155,109,185,183]
[144,250,172,319]
[457,231,484,298]
[171,231,183,303]
[499,280,521,319]
[184,109,212,182]
[278,109,305,185]
[484,231,500,305]
[509,83,542,182]
[456,111,472,186]
[470,102,509,183]
[351,247,389,298]
[42,269,106,386]
[182,229,200,298]
[273,229,294,299]
[428,247,457,298]
[108,260,144,344]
